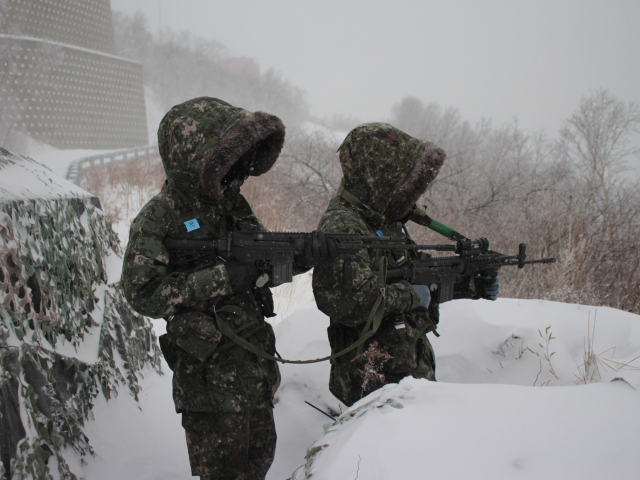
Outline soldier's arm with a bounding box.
[121,200,233,318]
[408,203,482,300]
[312,211,419,328]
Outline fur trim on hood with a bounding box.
[383,142,445,223]
[201,111,285,202]
[157,97,285,203]
[337,123,446,226]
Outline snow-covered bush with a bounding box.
[0,149,161,479]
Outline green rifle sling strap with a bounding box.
[409,203,468,242]
[356,256,387,354]
[410,204,504,258]
[214,256,388,364]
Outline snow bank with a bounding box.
[0,148,89,199]
[293,377,639,480]
[65,296,640,480]
[277,299,640,480]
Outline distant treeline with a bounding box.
[92,15,640,314]
[112,11,310,127]
[250,89,640,313]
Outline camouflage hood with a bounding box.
[158,97,285,201]
[338,123,445,224]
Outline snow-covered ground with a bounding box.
[18,137,112,178]
[16,148,639,480]
[71,290,640,480]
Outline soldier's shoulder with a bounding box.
[130,194,176,235]
[318,199,371,235]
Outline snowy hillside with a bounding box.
[70,292,640,480]
[289,299,640,480]
[5,146,638,480]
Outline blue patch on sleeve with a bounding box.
[184,219,200,232]
[376,230,384,237]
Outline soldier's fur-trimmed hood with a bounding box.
[338,123,445,225]
[383,141,445,222]
[158,97,285,202]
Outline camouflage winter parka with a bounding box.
[312,123,446,406]
[121,97,287,413]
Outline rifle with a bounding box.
[383,241,556,304]
[163,222,556,294]
[163,222,555,364]
[163,222,458,287]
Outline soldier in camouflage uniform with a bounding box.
[312,123,499,407]
[121,97,314,480]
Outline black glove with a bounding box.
[225,263,259,292]
[476,273,500,301]
[412,284,431,310]
[296,231,339,268]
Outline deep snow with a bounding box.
[18,146,639,480]
[72,294,639,480]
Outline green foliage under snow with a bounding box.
[0,150,161,479]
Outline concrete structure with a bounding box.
[0,0,148,149]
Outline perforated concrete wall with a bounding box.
[16,38,148,149]
[0,0,148,149]
[1,0,115,53]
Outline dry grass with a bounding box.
[527,326,559,386]
[572,310,640,384]
[80,153,165,226]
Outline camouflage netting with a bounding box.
[0,148,162,480]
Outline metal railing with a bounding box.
[65,145,160,185]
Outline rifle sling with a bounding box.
[336,179,372,211]
[214,256,388,364]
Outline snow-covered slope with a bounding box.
[293,376,638,480]
[71,297,640,480]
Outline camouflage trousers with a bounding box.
[181,403,276,480]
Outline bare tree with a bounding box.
[392,91,640,313]
[111,11,310,127]
[559,89,640,190]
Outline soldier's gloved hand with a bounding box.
[224,263,259,293]
[476,273,500,301]
[296,231,339,268]
[412,284,431,310]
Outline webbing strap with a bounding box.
[336,179,372,211]
[356,256,387,354]
[214,257,389,364]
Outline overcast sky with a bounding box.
[110,0,640,136]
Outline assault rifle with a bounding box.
[164,222,456,287]
[163,222,556,297]
[383,242,555,303]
